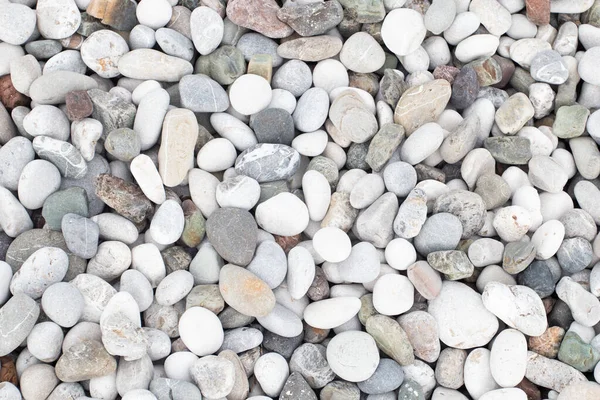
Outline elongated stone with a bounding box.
[29,71,98,105]
[55,340,117,382]
[158,109,198,187]
[118,49,193,82]
[277,36,343,62]
[0,294,39,356]
[235,144,301,183]
[32,136,88,179]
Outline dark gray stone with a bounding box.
[250,108,295,145]
[357,358,404,395]
[263,330,303,359]
[517,261,556,298]
[87,89,137,135]
[451,66,480,110]
[280,372,318,400]
[484,136,532,165]
[345,142,371,170]
[206,207,258,266]
[503,241,536,274]
[42,187,89,231]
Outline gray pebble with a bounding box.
[246,240,287,289]
[250,108,295,145]
[433,190,486,239]
[279,372,317,400]
[414,212,463,256]
[149,378,202,400]
[206,207,258,266]
[560,209,598,242]
[236,33,283,67]
[235,144,301,183]
[530,50,569,84]
[290,343,335,389]
[61,213,99,259]
[272,60,313,97]
[557,237,593,273]
[0,293,40,356]
[357,358,404,395]
[383,162,417,197]
[104,128,141,162]
[221,327,264,354]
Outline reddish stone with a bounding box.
[543,297,555,314]
[528,326,565,359]
[226,0,294,39]
[0,356,18,386]
[60,34,84,50]
[0,76,29,110]
[433,65,460,85]
[65,90,94,121]
[95,174,154,223]
[274,234,302,253]
[526,0,550,26]
[516,377,542,400]
[491,55,516,89]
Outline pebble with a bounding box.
[206,207,257,266]
[0,294,39,356]
[490,329,528,387]
[118,49,193,82]
[254,352,289,397]
[525,351,587,392]
[190,6,223,55]
[255,193,309,236]
[36,0,81,39]
[235,143,300,183]
[340,32,386,73]
[277,35,343,62]
[179,74,229,112]
[428,281,499,349]
[250,107,295,145]
[578,46,600,86]
[326,331,380,382]
[394,79,451,135]
[230,74,272,115]
[190,355,235,398]
[246,240,287,289]
[381,9,426,56]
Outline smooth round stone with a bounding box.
[528,156,568,193]
[428,281,499,349]
[219,264,275,318]
[136,0,172,29]
[246,240,287,289]
[156,270,194,306]
[350,173,385,209]
[407,261,443,300]
[0,382,22,399]
[557,237,593,274]
[578,47,600,86]
[464,348,499,399]
[216,175,260,211]
[179,307,224,356]
[0,293,40,356]
[0,136,35,191]
[190,355,235,399]
[129,155,165,204]
[164,352,198,381]
[36,0,81,39]
[81,30,130,78]
[10,247,68,299]
[220,327,263,353]
[30,71,99,105]
[560,209,597,242]
[43,49,87,74]
[312,59,348,94]
[482,282,547,336]
[414,213,463,256]
[88,243,131,288]
[197,138,236,172]
[400,122,444,165]
[149,200,184,245]
[293,87,329,132]
[435,348,467,389]
[327,331,379,382]
[205,207,257,266]
[0,185,33,238]
[269,89,297,114]
[255,193,309,236]
[303,297,361,329]
[0,3,36,45]
[250,107,295,145]
[467,238,503,268]
[257,303,303,338]
[530,220,565,260]
[27,321,64,362]
[292,130,328,157]
[61,214,99,260]
[120,270,153,313]
[179,74,229,112]
[20,363,59,400]
[372,275,414,316]
[383,162,417,197]
[554,105,590,139]
[556,382,600,400]
[130,25,157,49]
[444,12,480,45]
[385,238,417,271]
[254,353,289,397]
[455,35,500,63]
[190,6,224,55]
[493,206,532,242]
[424,0,456,35]
[155,28,194,61]
[381,8,426,56]
[272,60,312,97]
[23,105,70,141]
[336,242,380,283]
[357,358,403,395]
[340,32,385,73]
[507,13,537,39]
[230,74,272,116]
[149,378,203,400]
[287,246,315,300]
[398,311,440,365]
[489,329,527,388]
[313,227,352,263]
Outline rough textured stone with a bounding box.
[95,174,153,224]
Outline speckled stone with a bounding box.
[557,331,600,372]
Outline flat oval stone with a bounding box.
[179,74,229,113]
[429,281,499,349]
[357,358,404,395]
[118,49,193,82]
[30,71,98,105]
[235,144,300,183]
[277,35,343,62]
[525,351,587,392]
[293,87,329,132]
[81,30,130,78]
[381,8,426,56]
[0,3,37,45]
[190,6,224,55]
[484,136,532,165]
[257,303,303,338]
[340,32,385,73]
[32,136,88,179]
[158,108,198,187]
[156,28,195,61]
[0,293,40,356]
[490,329,527,387]
[470,0,512,36]
[206,208,257,266]
[398,311,441,363]
[326,331,379,382]
[219,264,276,318]
[179,307,224,356]
[394,79,451,135]
[303,297,361,329]
[10,246,69,299]
[55,340,117,382]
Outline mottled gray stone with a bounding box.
[433,190,486,239]
[235,144,301,183]
[179,74,230,112]
[484,136,532,165]
[0,294,40,356]
[206,208,258,266]
[557,237,593,274]
[290,343,336,389]
[357,358,404,395]
[62,213,99,259]
[87,88,137,134]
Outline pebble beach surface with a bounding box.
[1,0,600,399]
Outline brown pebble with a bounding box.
[0,355,18,386]
[95,174,154,224]
[303,322,329,344]
[526,0,550,26]
[528,326,565,359]
[274,234,302,253]
[543,297,556,314]
[0,76,29,110]
[86,0,138,31]
[433,65,460,84]
[65,90,94,121]
[516,377,542,400]
[60,34,84,50]
[226,0,293,39]
[306,266,330,301]
[171,338,189,353]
